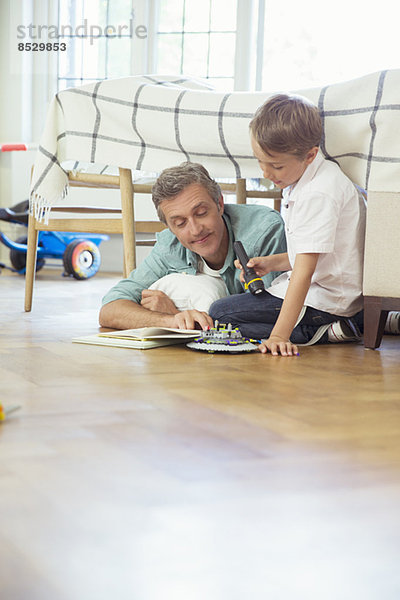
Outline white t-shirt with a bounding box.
[148,259,228,312]
[268,152,366,317]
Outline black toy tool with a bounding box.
[233,240,265,295]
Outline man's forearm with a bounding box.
[99,299,177,330]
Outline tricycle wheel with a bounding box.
[63,239,101,280]
[9,236,45,273]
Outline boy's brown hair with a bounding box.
[250,93,322,158]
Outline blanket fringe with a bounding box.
[29,184,69,225]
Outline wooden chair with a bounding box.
[222,179,282,211]
[25,172,281,311]
[24,168,166,311]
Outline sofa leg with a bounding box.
[363,297,388,349]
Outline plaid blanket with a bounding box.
[30,69,400,222]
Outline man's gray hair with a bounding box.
[152,162,222,223]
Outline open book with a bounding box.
[72,327,200,350]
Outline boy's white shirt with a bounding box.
[268,152,366,317]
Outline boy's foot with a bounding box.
[384,311,400,334]
[328,319,362,343]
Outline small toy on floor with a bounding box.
[186,321,259,353]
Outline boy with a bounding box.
[209,94,366,356]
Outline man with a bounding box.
[99,162,286,330]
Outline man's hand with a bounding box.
[258,335,299,357]
[138,291,213,330]
[171,309,214,330]
[140,289,178,315]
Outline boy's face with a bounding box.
[251,134,318,189]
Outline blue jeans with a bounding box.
[209,291,363,344]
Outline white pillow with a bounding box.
[148,273,228,312]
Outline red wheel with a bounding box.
[63,240,101,280]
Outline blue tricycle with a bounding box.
[0,200,108,279]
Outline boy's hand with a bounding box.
[258,335,299,357]
[234,256,272,283]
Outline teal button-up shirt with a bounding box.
[102,203,286,306]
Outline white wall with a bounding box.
[0,0,52,263]
[0,1,29,142]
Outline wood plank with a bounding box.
[1,270,400,599]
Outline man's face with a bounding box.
[251,134,318,189]
[160,183,228,270]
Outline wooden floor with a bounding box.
[1,268,400,600]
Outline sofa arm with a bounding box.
[363,191,400,297]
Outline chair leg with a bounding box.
[24,214,39,312]
[363,296,388,349]
[236,178,247,204]
[119,168,136,277]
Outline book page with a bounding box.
[72,335,191,350]
[98,327,200,340]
